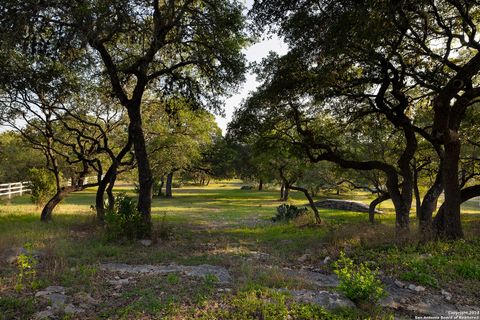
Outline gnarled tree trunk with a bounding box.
[369,193,390,224]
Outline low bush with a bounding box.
[333,251,386,304]
[104,193,150,241]
[272,204,309,222]
[27,168,56,206]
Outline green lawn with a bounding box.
[1,181,479,319]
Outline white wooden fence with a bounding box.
[0,181,31,199]
[0,176,98,200]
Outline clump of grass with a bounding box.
[0,296,35,320]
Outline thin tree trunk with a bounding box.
[413,166,421,220]
[280,183,285,200]
[258,179,263,191]
[289,185,321,224]
[165,172,173,198]
[157,175,165,197]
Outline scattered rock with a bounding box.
[406,302,456,316]
[2,246,43,264]
[323,256,331,265]
[247,251,271,261]
[139,239,152,247]
[407,284,425,292]
[48,293,68,308]
[183,264,232,284]
[64,303,85,315]
[283,269,339,288]
[35,286,66,297]
[297,254,311,263]
[441,289,452,301]
[108,278,131,286]
[379,296,402,309]
[394,280,405,288]
[32,310,55,320]
[74,292,99,306]
[288,290,356,310]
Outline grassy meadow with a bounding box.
[1,181,479,319]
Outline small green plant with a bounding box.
[15,243,38,292]
[27,168,56,207]
[400,260,438,287]
[272,204,308,222]
[333,251,386,303]
[104,193,150,241]
[166,273,180,285]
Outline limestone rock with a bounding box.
[297,254,311,263]
[183,264,232,284]
[309,199,382,214]
[441,289,452,301]
[101,263,233,284]
[407,284,425,292]
[32,310,55,319]
[288,289,356,310]
[74,292,99,306]
[139,239,152,247]
[283,269,339,288]
[64,303,85,315]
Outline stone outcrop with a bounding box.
[100,263,232,284]
[310,199,382,213]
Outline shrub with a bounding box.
[27,168,56,206]
[272,204,308,222]
[333,252,386,303]
[104,193,150,241]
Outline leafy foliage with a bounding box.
[104,193,149,241]
[272,204,308,222]
[15,243,40,292]
[27,168,56,206]
[333,252,386,303]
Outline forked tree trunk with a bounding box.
[417,171,443,236]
